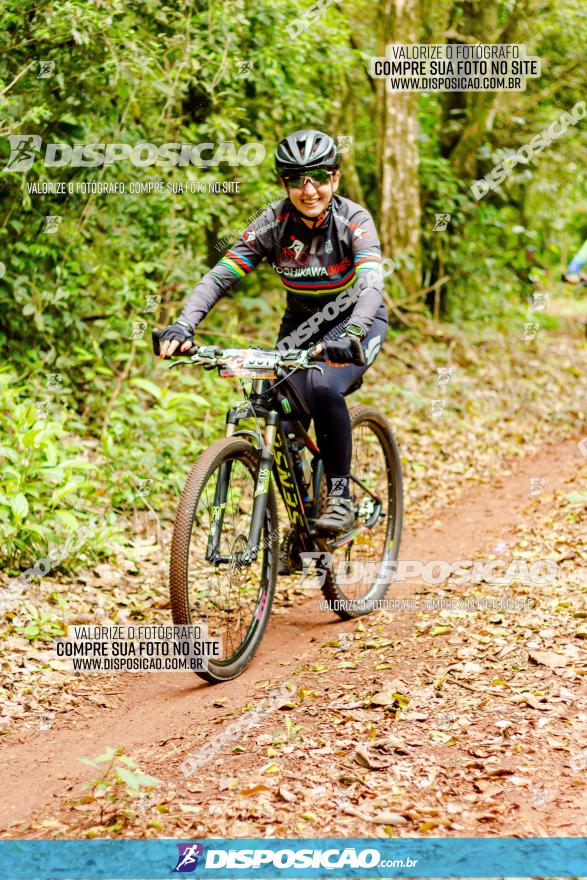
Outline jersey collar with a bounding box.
[290,197,333,234]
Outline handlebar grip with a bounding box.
[307,343,325,362]
[152,328,197,358]
[152,328,163,356]
[350,335,366,367]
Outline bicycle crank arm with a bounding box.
[325,521,370,550]
[321,503,383,550]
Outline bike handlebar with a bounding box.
[561,272,587,285]
[152,329,322,371]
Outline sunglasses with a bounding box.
[283,169,335,190]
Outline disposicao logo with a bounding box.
[2,136,265,171]
[173,843,205,873]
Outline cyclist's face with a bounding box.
[282,170,340,220]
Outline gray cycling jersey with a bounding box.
[180,195,387,337]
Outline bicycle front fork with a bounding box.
[206,413,278,567]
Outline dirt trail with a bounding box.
[0,435,582,834]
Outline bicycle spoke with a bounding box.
[185,454,269,664]
[324,411,399,605]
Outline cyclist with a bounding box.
[563,236,587,284]
[158,129,388,538]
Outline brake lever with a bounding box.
[165,346,202,368]
[168,359,196,369]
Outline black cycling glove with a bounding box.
[323,335,366,366]
[156,319,195,353]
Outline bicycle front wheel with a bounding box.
[170,437,278,682]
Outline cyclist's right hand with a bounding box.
[156,319,195,358]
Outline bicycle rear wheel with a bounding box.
[320,405,403,619]
[170,437,278,682]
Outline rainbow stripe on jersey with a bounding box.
[278,251,382,297]
[355,251,382,276]
[217,249,255,279]
[279,266,356,296]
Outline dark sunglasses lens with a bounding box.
[284,170,331,189]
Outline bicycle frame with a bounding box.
[203,377,384,570]
[201,379,316,568]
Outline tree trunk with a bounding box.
[332,70,367,206]
[376,0,422,295]
[449,0,527,179]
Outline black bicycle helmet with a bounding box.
[275,129,339,176]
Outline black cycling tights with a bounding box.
[284,316,387,487]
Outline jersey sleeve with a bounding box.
[567,239,587,274]
[179,205,278,330]
[348,209,385,333]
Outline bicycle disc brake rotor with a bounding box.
[229,534,249,572]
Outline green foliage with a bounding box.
[14,601,66,641]
[79,747,162,832]
[1,0,586,578]
[0,369,101,569]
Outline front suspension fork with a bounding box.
[243,416,277,564]
[207,413,277,566]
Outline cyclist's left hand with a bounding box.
[323,336,365,367]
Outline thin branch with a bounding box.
[349,34,376,95]
[100,341,137,443]
[210,31,232,95]
[416,275,450,299]
[514,61,584,111]
[0,60,35,96]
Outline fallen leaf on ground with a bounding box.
[241,784,273,797]
[354,745,392,770]
[529,650,569,668]
[370,811,409,825]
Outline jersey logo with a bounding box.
[325,239,333,253]
[352,226,368,240]
[281,238,309,266]
[290,238,305,256]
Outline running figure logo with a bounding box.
[3,135,42,172]
[329,477,348,496]
[433,213,451,231]
[173,843,204,873]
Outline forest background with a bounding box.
[0,0,586,575]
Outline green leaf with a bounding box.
[23,522,50,539]
[50,480,81,504]
[11,493,29,521]
[0,446,20,463]
[80,747,117,766]
[568,491,587,504]
[54,510,79,530]
[116,766,162,791]
[131,378,163,400]
[430,625,451,636]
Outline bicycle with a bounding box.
[152,331,403,683]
